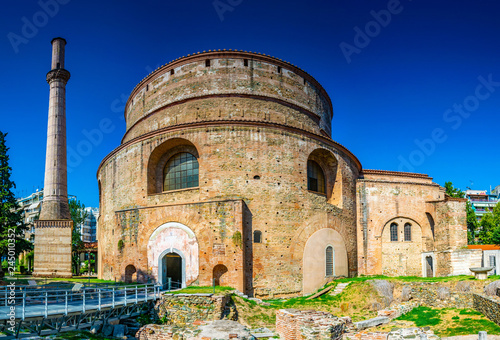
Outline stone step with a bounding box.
[330,282,351,296]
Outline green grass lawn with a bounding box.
[333,274,500,283]
[393,307,500,337]
[264,281,381,322]
[170,285,234,294]
[2,274,125,286]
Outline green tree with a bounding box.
[486,203,500,245]
[445,181,465,198]
[69,198,87,275]
[478,213,495,244]
[491,226,500,245]
[466,201,479,244]
[0,132,32,278]
[478,204,500,244]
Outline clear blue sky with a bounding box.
[2,0,499,207]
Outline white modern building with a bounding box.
[16,190,44,244]
[465,189,499,221]
[16,189,96,244]
[81,207,99,242]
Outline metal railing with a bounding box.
[164,278,182,292]
[1,283,161,321]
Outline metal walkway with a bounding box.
[0,284,161,339]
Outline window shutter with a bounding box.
[326,246,334,277]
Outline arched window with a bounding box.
[253,230,262,243]
[325,246,334,277]
[307,160,326,194]
[426,213,435,239]
[390,223,398,242]
[404,223,412,241]
[163,152,199,191]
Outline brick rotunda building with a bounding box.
[97,50,479,297]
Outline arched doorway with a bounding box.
[425,256,433,277]
[124,265,136,283]
[162,252,182,288]
[213,264,228,286]
[148,222,199,289]
[158,248,186,289]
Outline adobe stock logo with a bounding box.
[7,0,71,54]
[213,0,243,22]
[398,74,500,172]
[67,119,116,174]
[67,63,157,173]
[339,0,409,64]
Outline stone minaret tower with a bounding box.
[33,38,73,278]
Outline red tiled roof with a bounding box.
[82,241,98,249]
[362,169,431,179]
[468,244,500,250]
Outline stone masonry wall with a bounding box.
[100,198,245,291]
[408,282,473,308]
[449,249,483,276]
[356,171,441,276]
[33,221,73,278]
[434,198,468,252]
[433,198,470,276]
[473,293,500,325]
[356,170,468,277]
[98,50,362,297]
[98,125,360,297]
[154,293,231,325]
[136,324,200,340]
[380,217,423,277]
[276,309,346,340]
[124,51,333,143]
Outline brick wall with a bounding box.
[124,52,333,143]
[276,309,345,340]
[380,217,423,276]
[356,171,442,276]
[33,221,73,278]
[97,50,469,297]
[98,125,360,296]
[97,51,363,297]
[356,170,468,277]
